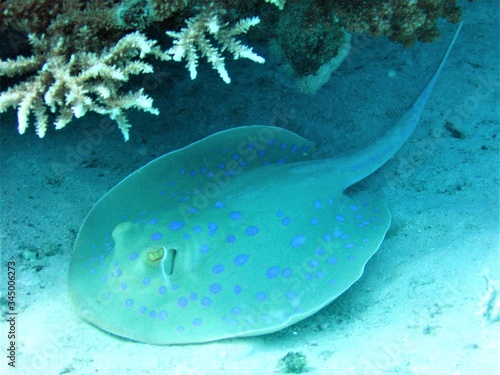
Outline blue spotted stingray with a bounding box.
[69,23,462,345]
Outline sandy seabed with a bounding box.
[1,1,499,374]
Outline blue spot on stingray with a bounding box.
[190,170,196,176]
[151,233,162,241]
[233,285,242,294]
[178,297,188,308]
[190,293,198,301]
[149,311,157,318]
[169,181,175,186]
[328,257,338,265]
[280,143,287,150]
[266,266,281,279]
[139,306,147,314]
[158,286,167,295]
[171,285,179,291]
[227,235,236,243]
[209,283,222,294]
[281,217,291,226]
[344,243,355,249]
[206,172,214,178]
[282,268,292,278]
[208,222,218,236]
[193,318,202,326]
[309,260,319,268]
[200,166,207,173]
[214,201,225,208]
[179,169,185,174]
[99,274,106,282]
[183,234,190,240]
[256,292,267,302]
[356,213,364,219]
[125,299,133,307]
[277,158,286,164]
[350,205,359,211]
[276,210,283,217]
[291,235,306,248]
[336,215,345,222]
[310,218,319,225]
[348,255,356,261]
[232,153,240,160]
[334,229,342,238]
[323,234,332,242]
[120,282,127,290]
[259,150,265,157]
[142,277,150,285]
[291,144,298,153]
[212,264,225,274]
[231,307,241,315]
[158,310,168,320]
[230,211,242,220]
[269,138,276,145]
[286,291,297,299]
[201,297,211,306]
[188,207,198,214]
[169,221,184,231]
[301,146,309,153]
[246,226,259,236]
[221,149,227,155]
[314,200,321,209]
[176,326,185,333]
[193,225,202,233]
[234,254,249,266]
[217,162,225,169]
[149,218,159,224]
[315,247,325,256]
[199,244,210,254]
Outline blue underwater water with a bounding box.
[0,1,498,373]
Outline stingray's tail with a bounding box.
[336,21,464,189]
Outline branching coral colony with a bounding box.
[0,0,461,140]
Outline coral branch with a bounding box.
[166,5,264,83]
[0,32,164,140]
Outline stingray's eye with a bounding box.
[147,247,164,262]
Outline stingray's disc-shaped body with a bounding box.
[69,22,462,345]
[69,126,390,344]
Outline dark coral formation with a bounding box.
[276,0,346,77]
[333,0,462,47]
[269,0,461,78]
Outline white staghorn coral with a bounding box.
[0,32,167,140]
[0,1,290,139]
[166,5,264,84]
[265,0,286,10]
